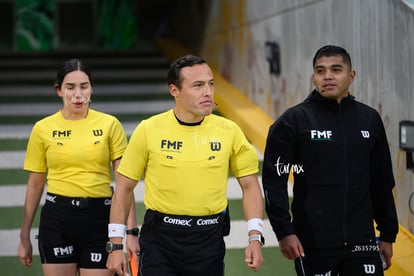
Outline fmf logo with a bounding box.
[53,246,74,256]
[52,130,71,138]
[161,139,183,150]
[311,130,333,140]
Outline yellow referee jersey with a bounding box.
[118,109,258,216]
[24,109,127,197]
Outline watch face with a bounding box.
[106,242,112,253]
[106,241,123,253]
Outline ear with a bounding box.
[349,70,356,84]
[55,85,63,98]
[169,84,179,97]
[311,73,316,87]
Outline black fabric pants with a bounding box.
[294,244,384,276]
[138,209,228,276]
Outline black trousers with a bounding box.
[138,209,228,276]
[294,245,384,276]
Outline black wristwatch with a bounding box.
[248,234,265,246]
[106,241,123,253]
[126,227,139,236]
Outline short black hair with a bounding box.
[312,45,352,69]
[167,55,206,88]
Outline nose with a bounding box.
[323,70,334,79]
[204,83,213,96]
[74,88,83,97]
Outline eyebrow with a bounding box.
[315,64,344,69]
[64,82,90,86]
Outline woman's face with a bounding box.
[56,70,92,113]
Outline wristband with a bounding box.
[108,223,126,238]
[247,218,264,234]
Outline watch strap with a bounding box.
[248,234,265,246]
[106,241,123,253]
[126,227,140,236]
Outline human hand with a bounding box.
[126,234,140,276]
[378,240,393,270]
[18,238,33,267]
[244,240,264,272]
[278,234,305,260]
[107,250,129,276]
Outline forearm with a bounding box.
[110,185,133,225]
[238,175,264,235]
[109,174,138,243]
[242,185,263,220]
[127,193,138,229]
[20,173,45,239]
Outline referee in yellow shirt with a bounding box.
[107,55,264,275]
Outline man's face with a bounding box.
[312,55,355,103]
[170,63,215,122]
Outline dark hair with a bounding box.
[312,45,352,69]
[55,58,93,89]
[167,55,206,88]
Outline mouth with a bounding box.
[200,100,213,106]
[323,83,336,89]
[70,96,89,105]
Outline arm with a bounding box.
[369,115,398,240]
[237,174,264,272]
[125,201,140,276]
[18,172,45,266]
[369,114,398,269]
[262,119,304,259]
[106,173,137,275]
[107,159,138,275]
[112,159,140,268]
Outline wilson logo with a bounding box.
[363,264,376,274]
[90,253,102,262]
[315,272,331,276]
[93,129,103,136]
[210,141,221,151]
[361,130,370,138]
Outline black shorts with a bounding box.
[138,209,229,276]
[37,193,112,268]
[294,244,385,276]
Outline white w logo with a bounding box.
[315,271,331,276]
[90,253,102,262]
[363,264,376,274]
[361,130,370,138]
